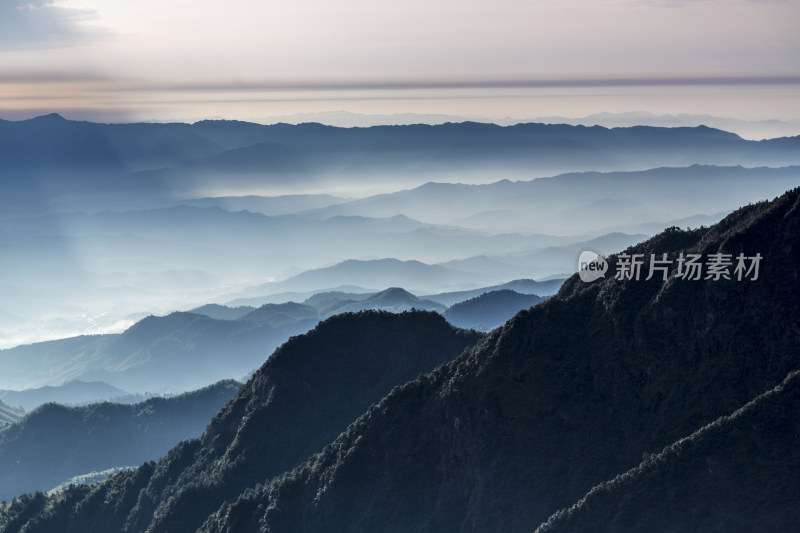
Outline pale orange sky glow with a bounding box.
[1,0,798,125]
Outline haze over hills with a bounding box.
[2,159,796,349]
[443,290,545,331]
[256,110,800,140]
[0,401,23,428]
[0,308,320,392]
[0,282,551,393]
[3,187,797,531]
[302,165,800,233]
[0,380,130,411]
[316,288,445,317]
[0,380,241,502]
[3,117,800,206]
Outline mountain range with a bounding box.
[2,160,795,351]
[0,380,130,411]
[0,307,319,393]
[0,311,482,532]
[3,116,800,208]
[1,187,797,530]
[0,283,552,393]
[0,380,241,502]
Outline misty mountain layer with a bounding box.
[0,380,240,502]
[2,186,797,531]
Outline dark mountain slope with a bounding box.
[536,370,800,533]
[443,289,545,330]
[191,187,800,532]
[0,380,240,502]
[0,312,482,532]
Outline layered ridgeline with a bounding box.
[2,188,799,532]
[3,116,799,204]
[0,380,240,503]
[192,188,799,532]
[0,305,321,393]
[1,286,539,394]
[0,312,482,532]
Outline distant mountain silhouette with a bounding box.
[257,258,479,294]
[3,188,800,531]
[306,165,800,234]
[0,380,129,411]
[0,308,320,393]
[443,289,545,330]
[188,304,255,320]
[0,401,22,427]
[318,287,446,317]
[424,278,565,306]
[301,290,373,309]
[3,116,800,206]
[0,380,240,502]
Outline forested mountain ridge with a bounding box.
[0,380,241,502]
[192,187,800,532]
[2,188,799,532]
[0,311,483,532]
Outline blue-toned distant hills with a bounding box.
[2,115,800,206]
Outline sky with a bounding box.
[0,0,799,127]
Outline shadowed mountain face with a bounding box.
[0,380,241,502]
[0,311,482,532]
[535,370,800,533]
[2,188,798,531]
[184,188,798,533]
